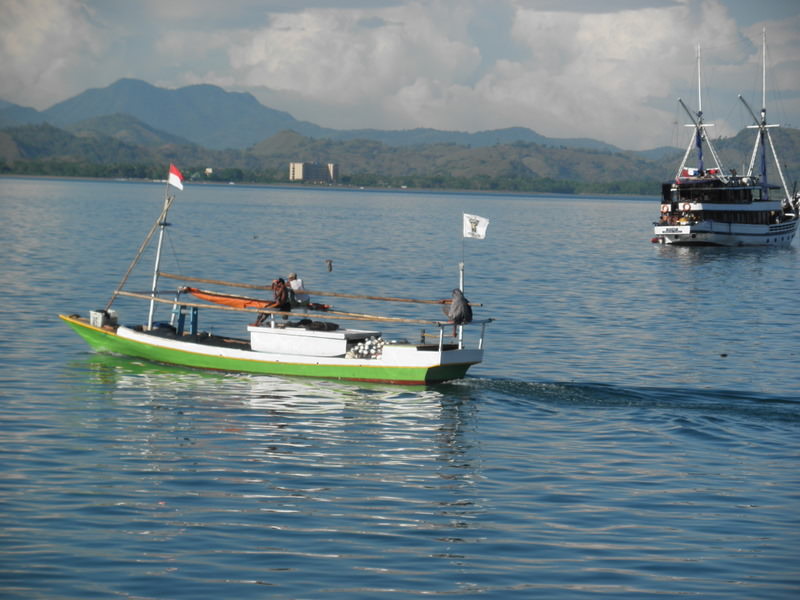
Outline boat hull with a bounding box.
[59,314,481,385]
[654,219,798,247]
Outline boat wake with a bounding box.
[67,352,800,424]
[457,376,800,421]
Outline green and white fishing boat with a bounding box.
[60,166,492,385]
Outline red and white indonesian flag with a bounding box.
[463,213,489,239]
[168,164,184,190]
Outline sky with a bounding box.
[1,0,799,150]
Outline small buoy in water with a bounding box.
[720,353,728,357]
[651,237,662,243]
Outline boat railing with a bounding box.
[421,318,493,351]
[223,307,493,352]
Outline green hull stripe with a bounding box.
[60,315,473,384]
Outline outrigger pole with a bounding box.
[158,273,483,306]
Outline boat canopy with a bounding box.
[183,287,273,310]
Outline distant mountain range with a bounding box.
[1,78,631,152]
[1,78,798,191]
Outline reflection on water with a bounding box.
[77,353,446,409]
[71,354,480,483]
[655,240,797,265]
[44,355,488,599]
[4,181,799,599]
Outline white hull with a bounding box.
[117,325,484,369]
[654,218,798,246]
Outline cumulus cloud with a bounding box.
[225,4,480,104]
[0,0,106,109]
[740,14,800,124]
[1,0,798,149]
[468,1,747,146]
[196,0,773,148]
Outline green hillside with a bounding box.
[2,121,799,196]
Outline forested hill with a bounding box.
[3,121,800,196]
[2,78,799,195]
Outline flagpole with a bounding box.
[459,216,465,346]
[460,233,465,293]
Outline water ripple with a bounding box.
[2,182,798,599]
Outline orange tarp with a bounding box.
[184,287,272,309]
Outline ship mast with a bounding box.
[739,28,791,203]
[695,42,704,174]
[676,44,725,179]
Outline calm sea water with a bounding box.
[1,177,798,599]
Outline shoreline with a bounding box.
[0,173,658,200]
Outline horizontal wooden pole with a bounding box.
[116,290,445,326]
[158,272,481,306]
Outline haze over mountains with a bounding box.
[0,78,636,152]
[1,78,798,193]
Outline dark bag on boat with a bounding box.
[446,289,472,325]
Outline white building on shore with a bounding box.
[289,162,339,183]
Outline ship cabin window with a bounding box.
[723,188,755,203]
[676,186,756,204]
[702,211,770,225]
[661,183,674,204]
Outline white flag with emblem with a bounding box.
[463,213,489,239]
